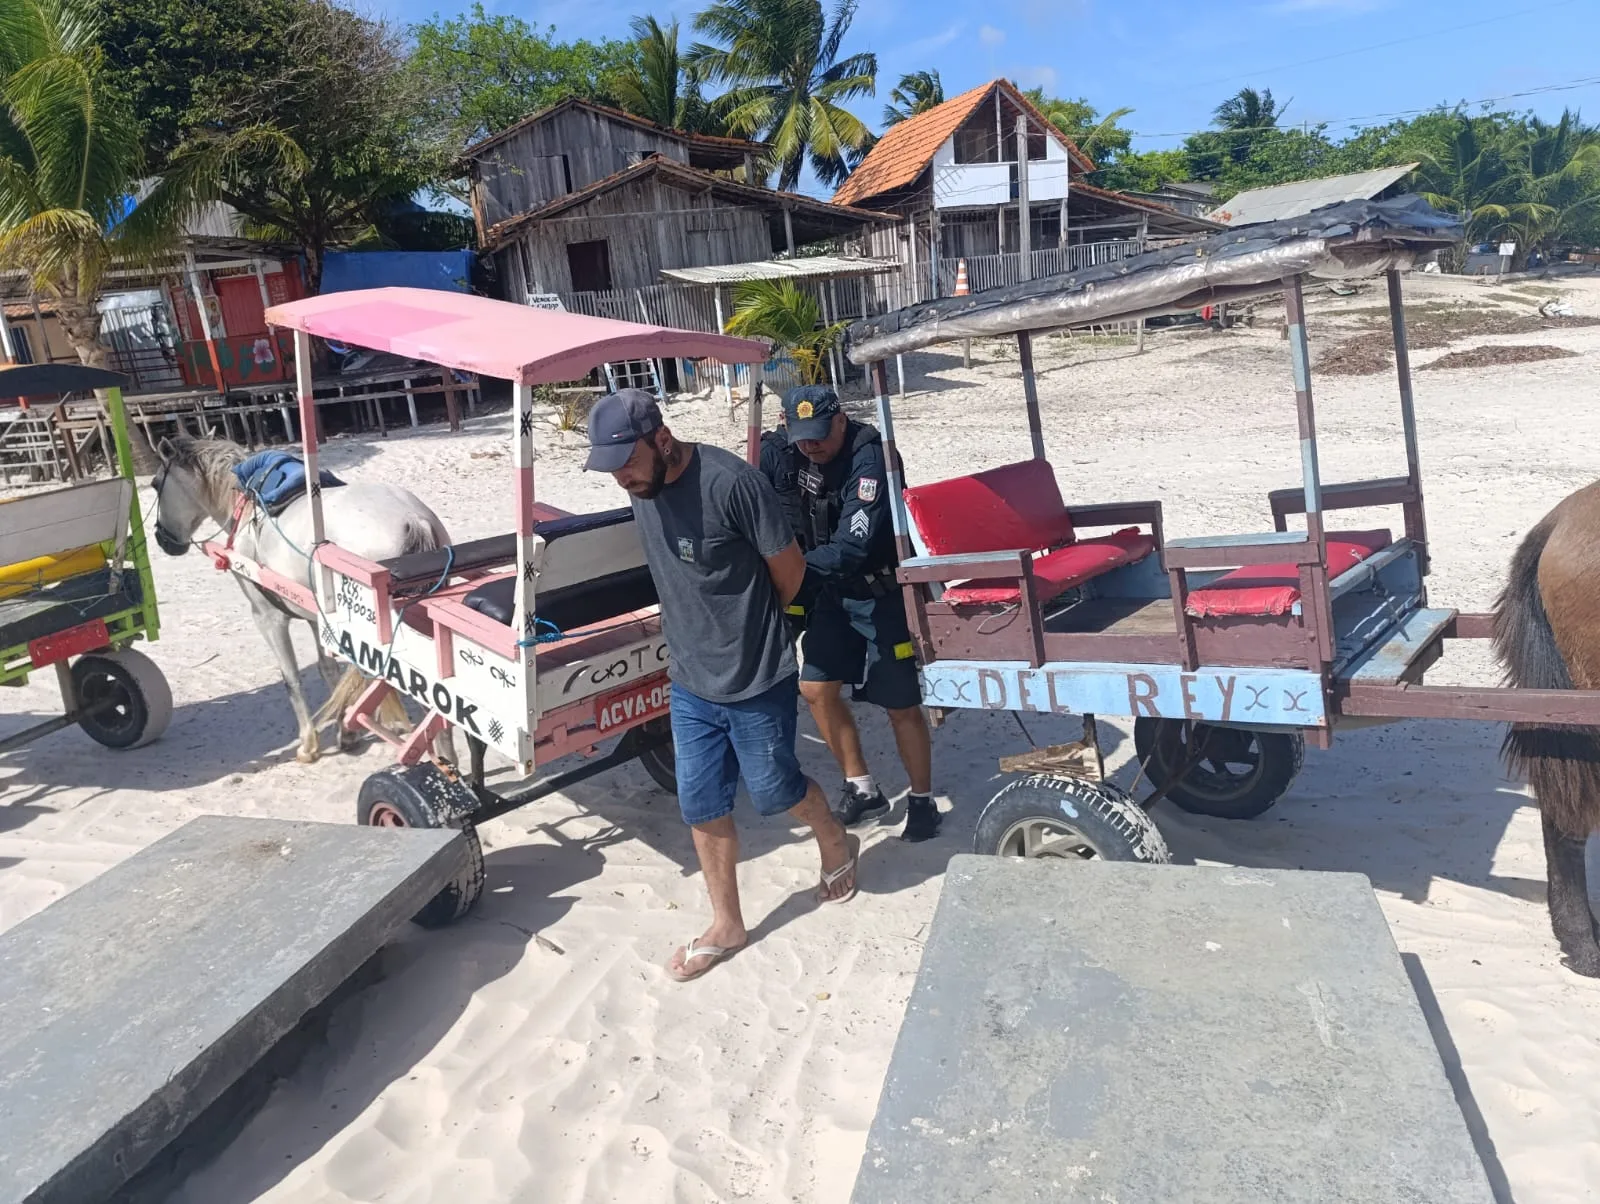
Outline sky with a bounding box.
[374,0,1600,198]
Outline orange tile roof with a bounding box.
[832,79,1094,210]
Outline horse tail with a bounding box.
[1493,511,1600,836]
[313,667,411,738]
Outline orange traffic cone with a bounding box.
[954,258,969,296]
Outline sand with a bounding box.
[5,269,1600,1202]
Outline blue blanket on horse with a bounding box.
[233,451,345,515]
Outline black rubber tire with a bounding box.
[356,764,486,927]
[973,775,1170,863]
[634,718,677,794]
[72,648,172,750]
[1133,717,1304,821]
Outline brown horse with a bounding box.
[1494,482,1600,977]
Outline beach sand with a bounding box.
[4,270,1600,1201]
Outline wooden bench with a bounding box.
[0,815,468,1204]
[851,856,1495,1204]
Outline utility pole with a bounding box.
[1017,115,1032,281]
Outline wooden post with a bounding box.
[1284,274,1334,668]
[714,287,735,407]
[906,218,919,303]
[895,354,906,398]
[511,379,539,749]
[402,377,419,428]
[1387,268,1428,566]
[185,253,227,394]
[930,209,941,297]
[783,206,796,254]
[826,277,845,387]
[30,295,50,363]
[1016,116,1032,280]
[1017,331,1045,460]
[1136,214,1149,353]
[0,303,15,364]
[293,329,330,606]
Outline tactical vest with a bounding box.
[772,422,897,597]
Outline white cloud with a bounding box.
[900,22,965,59]
[978,24,1006,47]
[1011,65,1059,92]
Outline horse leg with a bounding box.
[251,601,319,763]
[1541,809,1600,977]
[434,725,459,767]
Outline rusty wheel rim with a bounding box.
[369,802,408,828]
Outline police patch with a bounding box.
[796,400,814,419]
[856,477,878,502]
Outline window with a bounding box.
[566,240,613,292]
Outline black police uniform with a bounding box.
[759,419,921,711]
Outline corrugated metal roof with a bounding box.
[1206,164,1419,227]
[659,256,902,285]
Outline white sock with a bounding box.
[847,774,878,797]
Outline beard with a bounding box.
[627,443,670,499]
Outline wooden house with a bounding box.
[455,98,897,307]
[833,79,1220,292]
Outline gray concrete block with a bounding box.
[852,856,1495,1204]
[0,815,466,1204]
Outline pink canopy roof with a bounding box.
[264,287,771,385]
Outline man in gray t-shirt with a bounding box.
[585,389,860,982]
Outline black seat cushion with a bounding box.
[463,564,659,634]
[382,508,638,595]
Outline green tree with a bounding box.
[98,0,304,171]
[688,0,877,191]
[1020,89,1133,163]
[162,0,442,291]
[609,14,730,138]
[883,70,943,126]
[1497,110,1600,264]
[723,279,844,384]
[406,2,633,146]
[1408,111,1518,270]
[0,0,232,468]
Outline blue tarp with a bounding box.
[318,250,473,296]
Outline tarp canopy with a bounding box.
[319,251,473,295]
[845,196,1464,363]
[0,363,129,398]
[660,256,902,286]
[266,287,770,385]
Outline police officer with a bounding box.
[760,385,939,842]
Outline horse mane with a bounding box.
[165,435,248,510]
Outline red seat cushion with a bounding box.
[1184,530,1391,618]
[904,460,1074,556]
[943,530,1156,606]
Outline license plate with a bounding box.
[594,677,670,734]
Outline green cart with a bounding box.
[1,364,170,753]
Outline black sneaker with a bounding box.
[834,783,890,828]
[900,796,942,842]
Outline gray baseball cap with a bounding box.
[781,385,840,441]
[584,388,663,471]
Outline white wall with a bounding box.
[930,133,1072,210]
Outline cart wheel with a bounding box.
[1133,718,1304,820]
[357,764,486,928]
[974,775,1169,863]
[71,649,172,750]
[634,718,677,795]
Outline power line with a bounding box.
[1174,0,1584,94]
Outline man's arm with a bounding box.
[765,540,807,607]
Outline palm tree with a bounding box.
[0,0,227,468]
[1498,110,1600,265]
[1411,112,1518,272]
[1213,87,1280,132]
[723,279,845,384]
[610,14,733,141]
[1021,90,1134,162]
[688,0,877,191]
[883,70,943,126]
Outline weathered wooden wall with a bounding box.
[507,175,774,295]
[471,108,696,231]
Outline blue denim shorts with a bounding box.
[670,676,808,826]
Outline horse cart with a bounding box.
[843,195,1600,865]
[195,289,768,924]
[1,364,170,756]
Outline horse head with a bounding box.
[151,434,240,555]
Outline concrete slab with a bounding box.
[0,815,466,1204]
[851,856,1496,1204]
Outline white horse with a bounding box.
[151,434,452,763]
